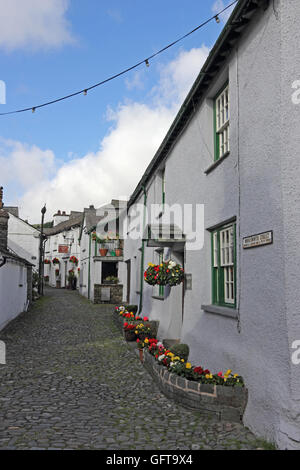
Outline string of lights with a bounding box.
[0,0,238,117]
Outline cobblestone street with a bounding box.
[0,288,262,450]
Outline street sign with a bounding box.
[243,231,273,249]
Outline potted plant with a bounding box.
[52,257,60,265]
[67,269,75,289]
[103,276,119,284]
[44,259,51,265]
[144,260,184,287]
[44,275,49,284]
[69,256,78,265]
[55,269,60,276]
[123,322,137,341]
[115,247,123,257]
[97,238,108,256]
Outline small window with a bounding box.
[214,84,230,161]
[211,223,236,307]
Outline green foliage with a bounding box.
[169,343,190,362]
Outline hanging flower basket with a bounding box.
[69,256,78,265]
[44,259,51,265]
[144,260,184,287]
[55,269,60,276]
[52,257,60,265]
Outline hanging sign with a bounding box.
[243,231,273,249]
[58,245,69,254]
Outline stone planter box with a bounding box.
[142,349,248,423]
[94,284,123,304]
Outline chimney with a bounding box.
[0,187,9,251]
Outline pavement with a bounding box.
[0,287,265,450]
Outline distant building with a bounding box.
[79,200,127,303]
[44,210,83,289]
[5,206,40,270]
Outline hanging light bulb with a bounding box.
[83,89,87,96]
[215,15,220,23]
[145,59,150,68]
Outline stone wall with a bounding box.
[94,284,123,304]
[143,349,248,423]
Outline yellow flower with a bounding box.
[174,356,180,361]
[181,359,185,362]
[205,374,210,379]
[225,369,232,376]
[144,338,149,343]
[135,330,138,334]
[234,373,238,378]
[186,362,192,369]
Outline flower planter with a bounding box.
[142,350,248,423]
[124,330,136,342]
[99,248,108,256]
[115,248,122,257]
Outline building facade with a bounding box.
[79,201,127,303]
[44,210,83,289]
[0,188,33,331]
[123,0,300,449]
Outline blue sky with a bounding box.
[0,0,235,222]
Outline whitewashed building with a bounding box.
[0,188,33,331]
[44,210,83,289]
[4,206,40,270]
[123,0,300,449]
[79,200,127,303]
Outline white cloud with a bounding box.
[0,0,75,51]
[212,0,236,24]
[2,46,209,222]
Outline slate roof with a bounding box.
[44,213,83,236]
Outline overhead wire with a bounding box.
[0,0,238,116]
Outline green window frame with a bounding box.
[214,82,230,161]
[211,222,236,308]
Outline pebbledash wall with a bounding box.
[124,1,300,449]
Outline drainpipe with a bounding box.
[138,185,147,315]
[0,256,6,268]
[88,232,92,300]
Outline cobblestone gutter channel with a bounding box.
[0,288,268,450]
